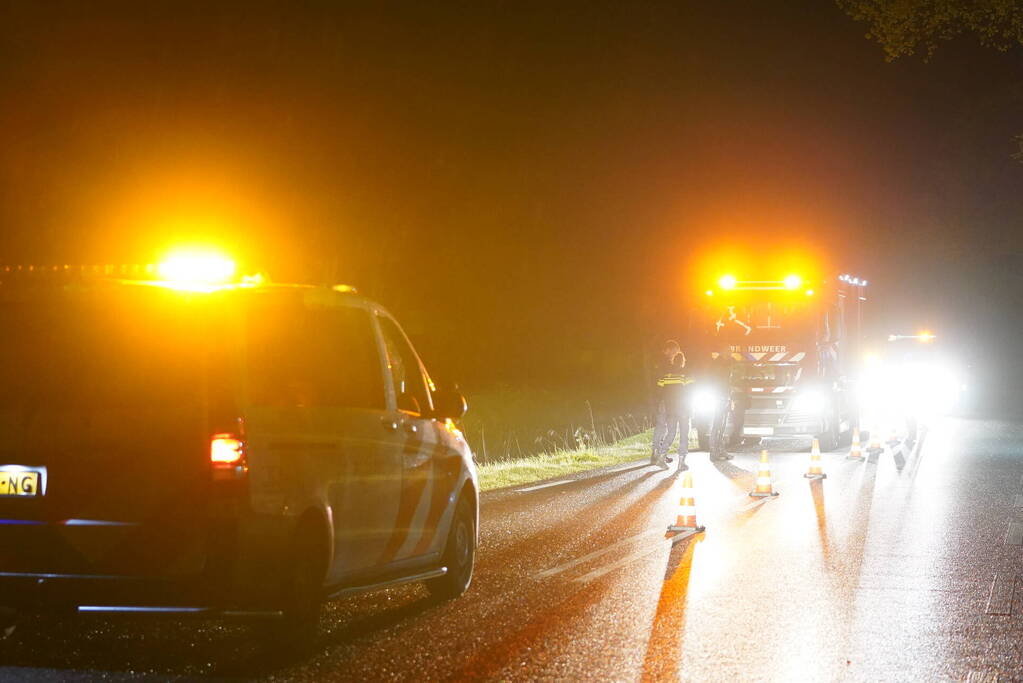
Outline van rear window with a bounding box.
[0,290,211,410]
[245,301,385,410]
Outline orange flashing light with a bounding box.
[718,274,737,290]
[805,289,814,296]
[210,434,245,467]
[157,250,236,288]
[783,274,802,290]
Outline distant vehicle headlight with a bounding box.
[791,390,826,413]
[691,388,718,415]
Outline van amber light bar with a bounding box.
[0,264,158,276]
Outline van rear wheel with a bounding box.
[426,497,475,600]
[259,522,326,653]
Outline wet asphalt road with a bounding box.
[3,417,1023,681]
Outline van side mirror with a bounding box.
[397,392,421,415]
[432,386,467,420]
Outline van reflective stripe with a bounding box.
[410,433,460,556]
[376,426,429,565]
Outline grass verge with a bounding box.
[478,429,654,492]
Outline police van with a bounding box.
[0,261,478,644]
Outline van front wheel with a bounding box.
[426,497,475,600]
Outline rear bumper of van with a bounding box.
[0,512,294,618]
[0,571,284,619]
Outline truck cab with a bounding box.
[692,273,867,451]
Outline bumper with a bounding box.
[0,512,294,616]
[741,418,825,438]
[0,572,206,610]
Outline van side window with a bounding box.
[378,316,431,416]
[247,303,385,410]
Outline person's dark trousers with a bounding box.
[710,397,730,457]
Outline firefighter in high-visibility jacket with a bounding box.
[651,340,694,472]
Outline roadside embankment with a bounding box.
[478,430,654,491]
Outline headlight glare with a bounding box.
[692,388,718,415]
[792,390,826,413]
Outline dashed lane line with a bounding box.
[536,529,663,579]
[1005,522,1023,546]
[516,480,573,493]
[985,574,1016,616]
[573,530,700,583]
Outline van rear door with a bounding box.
[0,285,223,579]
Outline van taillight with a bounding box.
[210,433,246,475]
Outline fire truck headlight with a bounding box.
[792,390,826,414]
[691,388,718,415]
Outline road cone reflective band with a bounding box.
[867,429,883,455]
[847,427,864,461]
[750,449,779,497]
[667,471,706,533]
[805,438,827,479]
[886,427,900,446]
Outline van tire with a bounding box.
[426,497,475,600]
[259,521,326,653]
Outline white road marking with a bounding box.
[1005,522,1023,546]
[967,671,999,683]
[573,539,676,583]
[516,461,649,493]
[536,529,663,578]
[735,496,779,513]
[985,574,1015,615]
[516,480,573,493]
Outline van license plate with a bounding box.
[0,470,40,496]
[743,427,774,436]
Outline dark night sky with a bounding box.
[1,1,1021,393]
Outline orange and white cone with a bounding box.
[847,427,864,461]
[886,427,901,447]
[867,428,883,455]
[750,449,780,497]
[805,438,827,479]
[667,471,706,533]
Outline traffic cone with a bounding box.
[805,438,827,479]
[750,449,779,497]
[847,427,864,461]
[667,471,706,533]
[886,427,901,447]
[867,429,883,456]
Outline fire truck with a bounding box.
[690,272,868,451]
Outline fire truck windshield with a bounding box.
[712,301,815,346]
